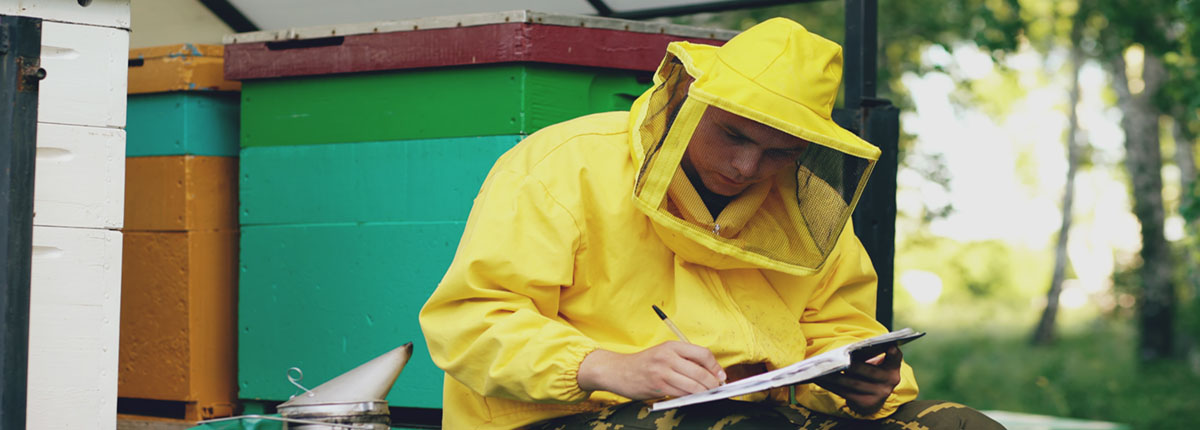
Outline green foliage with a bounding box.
[896,235,1052,305]
[1184,180,1200,221]
[1093,0,1178,56]
[1087,0,1200,139]
[901,317,1200,430]
[954,66,1025,119]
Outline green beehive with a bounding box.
[224,11,734,425]
[240,65,645,148]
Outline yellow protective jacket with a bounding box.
[419,18,918,430]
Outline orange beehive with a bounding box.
[124,156,238,231]
[120,43,239,422]
[119,231,237,420]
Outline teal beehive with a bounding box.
[239,135,521,226]
[225,12,735,425]
[127,92,240,157]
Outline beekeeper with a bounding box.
[420,17,1003,430]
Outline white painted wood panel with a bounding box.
[38,21,129,128]
[1,0,130,29]
[27,226,122,430]
[33,123,125,229]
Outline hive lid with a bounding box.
[222,10,737,81]
[224,10,738,44]
[279,343,413,407]
[128,43,240,94]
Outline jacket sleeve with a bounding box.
[791,221,919,420]
[419,162,599,404]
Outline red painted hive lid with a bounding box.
[222,10,737,81]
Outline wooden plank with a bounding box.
[223,10,739,45]
[126,92,240,157]
[238,223,457,408]
[33,123,125,229]
[128,44,239,94]
[224,22,725,80]
[240,136,519,226]
[28,226,122,430]
[125,156,237,232]
[0,0,130,29]
[119,231,237,417]
[239,64,646,147]
[39,21,129,128]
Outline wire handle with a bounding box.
[287,367,316,399]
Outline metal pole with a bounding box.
[859,106,899,330]
[843,0,877,108]
[843,0,896,329]
[0,14,42,430]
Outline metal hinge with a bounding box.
[16,56,46,92]
[0,23,9,57]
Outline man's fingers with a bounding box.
[661,369,717,396]
[847,346,903,381]
[814,345,903,417]
[668,341,727,384]
[881,346,903,368]
[817,372,877,395]
[844,363,887,383]
[669,357,723,390]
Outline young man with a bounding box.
[420,18,1004,430]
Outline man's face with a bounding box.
[681,107,810,197]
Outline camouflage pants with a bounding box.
[526,399,1006,430]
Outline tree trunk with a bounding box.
[1176,122,1197,196]
[1108,50,1176,361]
[1032,16,1086,346]
[1173,119,1199,300]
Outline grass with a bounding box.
[898,310,1200,430]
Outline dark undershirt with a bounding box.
[682,167,733,219]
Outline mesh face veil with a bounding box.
[627,19,879,275]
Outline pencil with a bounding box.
[652,305,692,344]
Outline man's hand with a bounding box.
[577,342,726,400]
[814,345,903,416]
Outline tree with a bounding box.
[1033,1,1089,346]
[1096,0,1183,361]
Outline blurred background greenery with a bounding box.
[674,1,1200,428]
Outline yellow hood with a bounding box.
[628,18,880,276]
